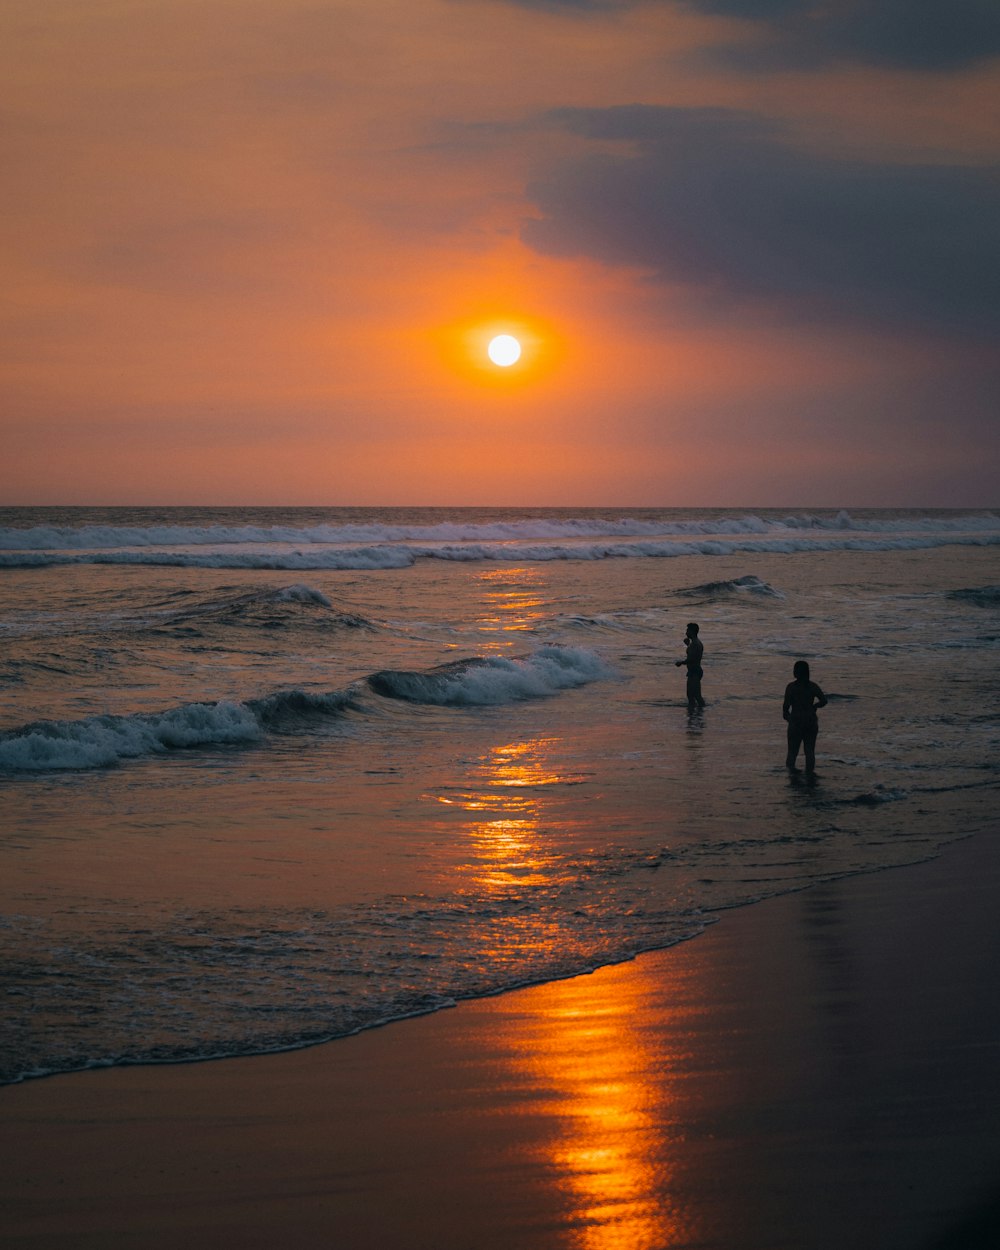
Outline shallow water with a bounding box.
[1,508,998,1083]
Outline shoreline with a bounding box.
[3,832,1000,1248]
[0,849,959,1092]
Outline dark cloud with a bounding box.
[455,0,620,10]
[462,0,1000,70]
[687,0,1000,71]
[522,105,1000,336]
[688,1,803,13]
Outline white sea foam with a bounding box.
[0,547,417,570]
[0,688,365,771]
[0,701,262,771]
[3,529,1000,570]
[275,584,333,607]
[1,511,997,552]
[0,647,612,770]
[680,574,785,598]
[369,645,615,706]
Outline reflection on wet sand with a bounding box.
[499,959,696,1249]
[429,727,696,1244]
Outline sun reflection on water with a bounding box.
[428,733,694,1245]
[424,731,696,1244]
[428,737,588,894]
[475,566,548,649]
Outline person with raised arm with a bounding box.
[675,622,705,709]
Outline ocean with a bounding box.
[1,506,998,1085]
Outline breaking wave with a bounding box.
[4,531,1000,570]
[144,584,371,633]
[948,585,1000,607]
[0,702,265,772]
[0,547,416,571]
[0,646,613,772]
[679,574,784,599]
[1,511,998,570]
[2,510,998,550]
[246,688,359,730]
[276,583,331,606]
[368,646,616,706]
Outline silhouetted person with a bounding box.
[783,659,827,773]
[675,622,705,708]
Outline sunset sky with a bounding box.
[3,0,998,506]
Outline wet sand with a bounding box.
[3,832,1000,1249]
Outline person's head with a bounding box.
[793,660,810,682]
[686,622,699,637]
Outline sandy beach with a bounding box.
[2,831,1000,1249]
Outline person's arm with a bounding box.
[813,683,828,710]
[782,684,792,721]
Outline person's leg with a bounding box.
[786,724,802,768]
[687,671,705,707]
[803,725,818,773]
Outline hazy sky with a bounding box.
[3,0,998,505]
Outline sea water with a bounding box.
[1,507,998,1084]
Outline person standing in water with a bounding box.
[675,622,705,708]
[783,660,827,773]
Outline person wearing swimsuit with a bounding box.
[783,659,827,773]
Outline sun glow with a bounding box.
[488,334,522,367]
[429,309,562,387]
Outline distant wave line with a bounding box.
[1,510,999,552]
[3,530,1000,570]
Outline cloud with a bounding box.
[459,0,1000,70]
[522,105,1000,336]
[686,0,1000,71]
[450,0,621,10]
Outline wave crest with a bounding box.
[3,510,998,551]
[0,702,263,772]
[368,646,615,706]
[0,548,416,571]
[5,526,998,571]
[147,584,371,633]
[0,647,613,771]
[679,574,784,599]
[948,585,1000,607]
[275,584,332,607]
[247,688,358,730]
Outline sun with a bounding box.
[431,312,560,384]
[487,334,522,367]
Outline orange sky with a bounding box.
[3,0,998,505]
